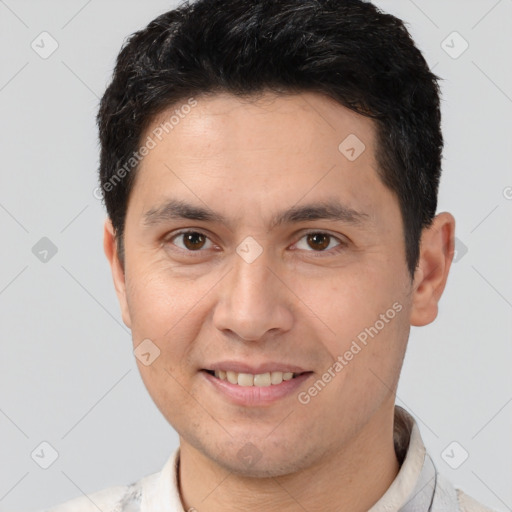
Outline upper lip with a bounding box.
[204,361,310,374]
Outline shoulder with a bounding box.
[38,450,178,512]
[435,471,496,512]
[456,488,497,512]
[40,485,137,512]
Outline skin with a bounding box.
[104,91,455,512]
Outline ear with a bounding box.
[103,218,132,329]
[410,212,456,326]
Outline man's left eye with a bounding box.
[293,232,346,255]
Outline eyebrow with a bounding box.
[143,198,371,231]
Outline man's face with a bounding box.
[108,91,416,476]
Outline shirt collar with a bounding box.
[369,405,436,512]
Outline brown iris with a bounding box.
[182,232,207,250]
[307,233,330,251]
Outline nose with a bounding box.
[212,248,294,342]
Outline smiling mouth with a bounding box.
[203,369,309,387]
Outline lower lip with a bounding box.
[201,371,313,406]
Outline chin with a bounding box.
[201,440,315,479]
[220,455,305,479]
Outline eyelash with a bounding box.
[165,229,347,258]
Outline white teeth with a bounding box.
[237,373,254,386]
[212,370,298,387]
[253,373,271,387]
[270,371,284,385]
[226,371,238,384]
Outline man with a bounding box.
[44,0,494,510]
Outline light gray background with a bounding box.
[0,1,511,511]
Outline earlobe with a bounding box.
[103,218,132,329]
[410,212,456,327]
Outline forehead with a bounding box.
[128,91,398,234]
[147,91,375,158]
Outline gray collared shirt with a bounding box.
[43,406,494,512]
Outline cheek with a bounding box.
[336,299,409,400]
[124,273,198,407]
[126,265,197,339]
[136,358,195,432]
[296,267,402,353]
[299,267,409,400]
[125,268,201,404]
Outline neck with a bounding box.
[178,405,400,512]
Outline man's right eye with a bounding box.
[167,230,214,252]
